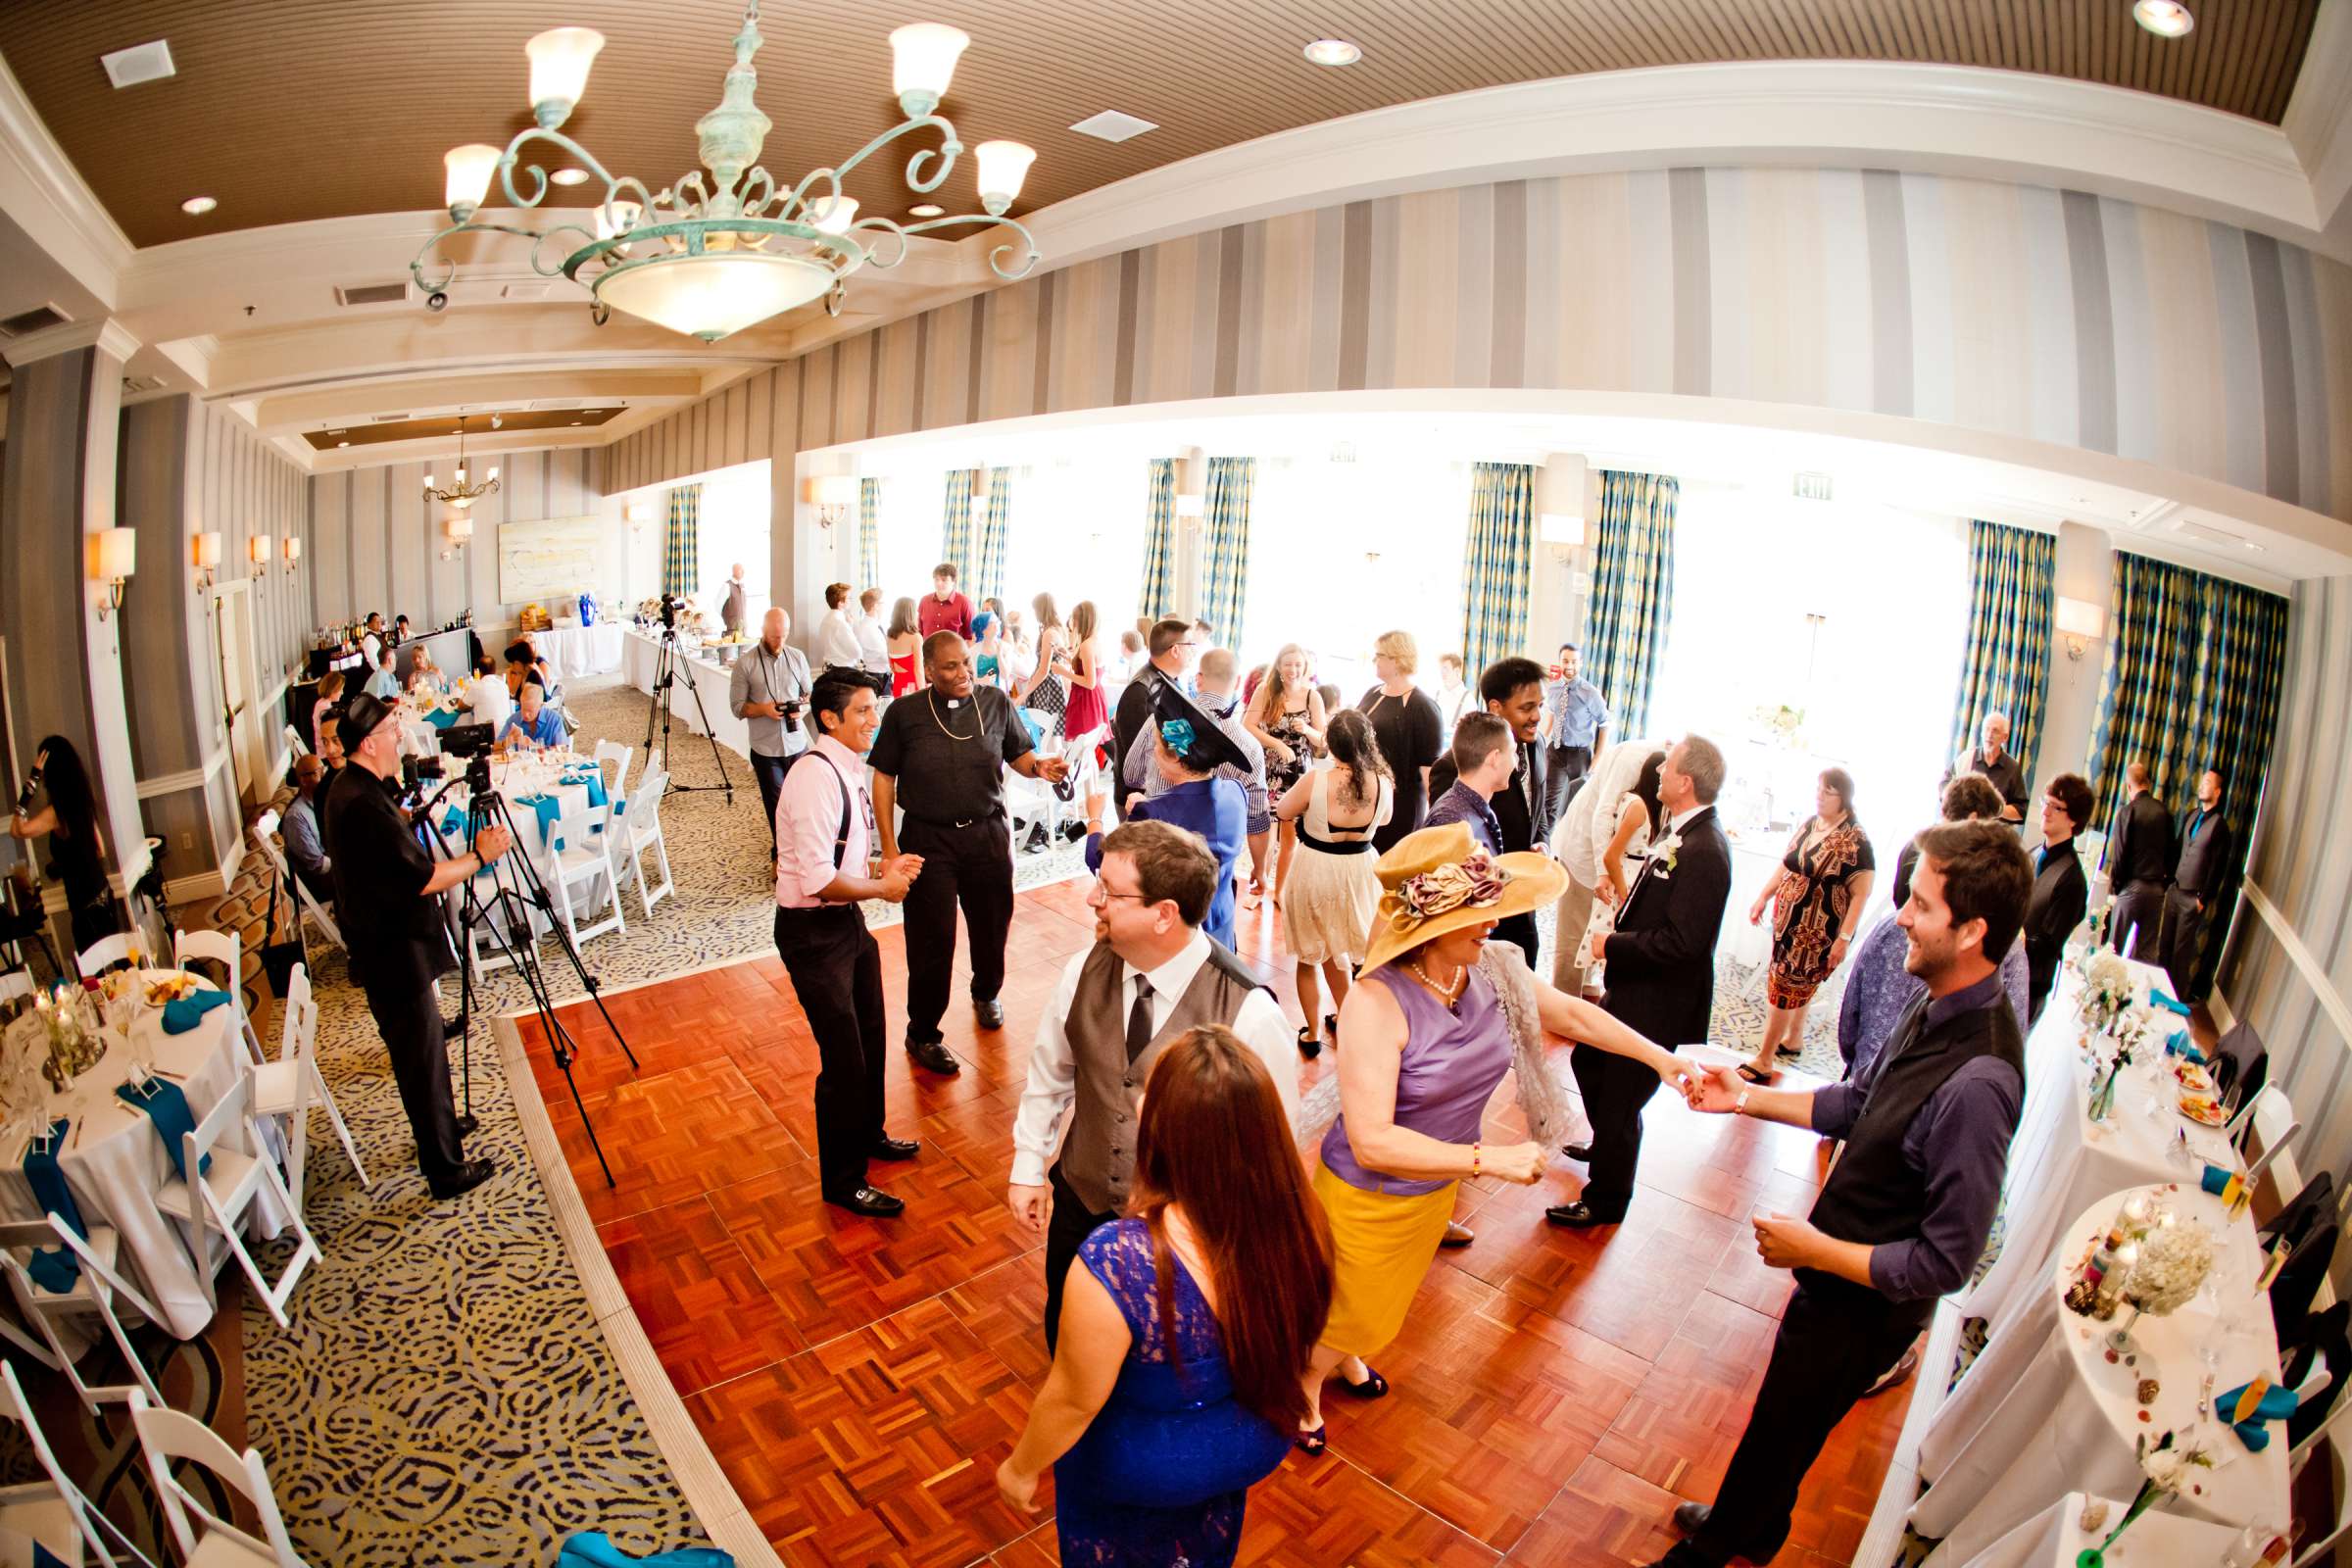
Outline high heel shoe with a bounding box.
[1297,1025,1322,1059]
[1293,1423,1328,1455]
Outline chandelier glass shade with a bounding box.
[413,0,1041,343]
[424,417,502,510]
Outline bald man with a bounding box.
[730,606,812,862]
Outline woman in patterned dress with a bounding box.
[1740,767,1876,1083]
[1244,644,1328,903]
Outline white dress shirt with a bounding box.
[362,632,382,667]
[469,675,512,731]
[1010,930,1300,1187]
[853,612,891,674]
[815,609,862,669]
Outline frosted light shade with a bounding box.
[889,24,968,100]
[2056,596,2105,639]
[526,27,605,113]
[973,140,1036,208]
[815,475,859,506]
[1538,513,1585,546]
[443,144,502,213]
[1173,493,1205,518]
[282,536,302,563]
[192,531,223,568]
[486,465,501,482]
[808,195,858,234]
[248,533,273,564]
[446,515,474,543]
[88,528,136,579]
[422,473,436,489]
[595,253,833,341]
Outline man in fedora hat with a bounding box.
[1552,734,1734,1229]
[1111,681,1252,951]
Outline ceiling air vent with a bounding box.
[101,39,176,89]
[1069,110,1156,143]
[335,281,410,307]
[369,412,413,422]
[2177,518,2267,554]
[0,304,69,338]
[1792,471,1834,502]
[501,282,553,301]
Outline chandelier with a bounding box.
[424,417,502,509]
[412,2,1041,343]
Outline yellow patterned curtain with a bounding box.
[940,468,977,581]
[857,477,881,589]
[1197,458,1254,648]
[1948,519,2056,778]
[1137,459,1177,620]
[662,483,702,599]
[975,467,1011,606]
[1458,463,1536,677]
[1583,471,1678,736]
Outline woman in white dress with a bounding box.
[1274,710,1394,1057]
[1549,739,1666,996]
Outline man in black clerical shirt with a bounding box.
[868,632,1067,1072]
[323,695,511,1199]
[2104,761,2173,958]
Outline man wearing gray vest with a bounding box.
[1006,818,1300,1349]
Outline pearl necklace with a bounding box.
[1406,957,1467,1004]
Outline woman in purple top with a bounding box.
[1300,822,1690,1448]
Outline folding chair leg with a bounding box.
[207,1185,318,1332]
[93,1296,165,1407]
[312,1067,371,1189]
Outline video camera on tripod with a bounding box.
[658,592,683,631]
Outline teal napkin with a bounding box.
[22,1119,84,1293]
[117,1076,211,1180]
[2163,1029,2205,1061]
[2216,1381,2297,1450]
[514,793,562,845]
[2150,988,2192,1016]
[557,1532,732,1567]
[561,767,609,809]
[424,707,460,729]
[161,989,233,1034]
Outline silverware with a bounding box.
[2199,1371,2216,1418]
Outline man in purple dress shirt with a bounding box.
[1422,711,1512,855]
[1647,819,2031,1568]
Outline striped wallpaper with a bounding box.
[2224,573,2352,1185]
[606,166,2352,527]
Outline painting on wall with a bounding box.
[498,514,610,606]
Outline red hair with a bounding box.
[1128,1026,1332,1432]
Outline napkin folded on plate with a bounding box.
[161,989,233,1034]
[21,1118,85,1293]
[117,1076,212,1181]
[559,767,609,808]
[2216,1381,2297,1449]
[2149,988,2192,1017]
[424,707,461,729]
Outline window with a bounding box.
[692,462,772,618]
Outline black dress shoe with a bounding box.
[1671,1501,1709,1537]
[906,1038,961,1075]
[428,1158,497,1200]
[443,1015,467,1037]
[1545,1200,1623,1229]
[825,1186,905,1218]
[454,1113,479,1138]
[1563,1142,1593,1161]
[870,1137,919,1160]
[974,998,1005,1030]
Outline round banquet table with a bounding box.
[0,972,290,1340]
[1913,1182,2288,1560]
[428,751,615,946]
[1934,1490,2239,1568]
[1962,955,2226,1330]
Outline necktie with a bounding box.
[1126,974,1154,1063]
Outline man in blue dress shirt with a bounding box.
[1424,711,1513,856]
[495,681,565,753]
[1542,642,1610,824]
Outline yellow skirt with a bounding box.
[1311,1161,1458,1359]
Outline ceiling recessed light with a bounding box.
[909,203,945,219]
[337,440,350,448]
[1070,109,1156,143]
[1303,37,1362,67]
[2132,0,2194,37]
[180,195,217,216]
[550,168,590,186]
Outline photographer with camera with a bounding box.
[325,695,512,1200]
[731,607,812,863]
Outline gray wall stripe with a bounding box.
[1668,168,1711,397]
[1337,201,1371,392]
[1490,179,1527,391]
[2207,224,2266,496]
[2061,191,2118,456]
[911,310,931,429]
[1452,182,1495,389]
[2098,196,2156,464]
[1112,248,1140,406]
[966,292,987,426]
[1033,270,1057,415]
[2241,230,2301,508]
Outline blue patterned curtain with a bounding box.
[940,468,977,581]
[2088,552,2288,903]
[974,467,1011,607]
[1198,457,1254,649]
[1584,470,1678,737]
[1137,458,1178,621]
[662,483,702,599]
[1948,519,2056,779]
[1458,463,1536,677]
[858,477,881,589]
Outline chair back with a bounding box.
[174,926,241,990]
[404,722,440,758]
[181,1071,251,1184]
[0,971,29,1009]
[76,931,135,979]
[250,811,291,877]
[594,740,632,796]
[2215,1017,2269,1102]
[282,722,309,759]
[640,773,669,829]
[553,808,600,859]
[130,1392,308,1566]
[277,963,318,1064]
[0,1363,130,1568]
[2289,1430,2352,1568]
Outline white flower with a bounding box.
[2127,1215,2215,1317]
[1647,830,1684,878]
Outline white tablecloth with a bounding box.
[0,973,288,1339]
[532,623,624,681]
[1913,1183,2288,1558]
[1962,956,2228,1328]
[621,627,751,760]
[1936,1491,2240,1568]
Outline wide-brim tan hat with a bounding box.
[1361,821,1566,974]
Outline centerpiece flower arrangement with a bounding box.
[1748,703,1807,750]
[2107,1211,2215,1353]
[2078,948,2138,1035]
[2077,1431,2217,1567]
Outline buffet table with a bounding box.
[531,622,624,681]
[621,626,750,760]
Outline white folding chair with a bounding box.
[0,1214,166,1411]
[402,722,439,758]
[249,964,368,1210]
[0,1363,146,1568]
[75,933,135,979]
[251,811,343,955]
[129,1391,311,1568]
[549,805,624,947]
[172,927,267,1067]
[593,739,633,801]
[281,722,309,759]
[0,971,30,1010]
[152,1076,320,1330]
[620,771,674,918]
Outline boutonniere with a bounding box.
[1646,829,1684,880]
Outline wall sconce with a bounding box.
[1537,453,1592,561]
[2055,595,2105,660]
[193,530,222,592]
[1173,447,1206,525]
[441,514,473,562]
[804,473,858,528]
[281,534,303,575]
[248,533,272,578]
[88,528,136,619]
[624,500,654,531]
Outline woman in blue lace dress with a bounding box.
[996,1025,1333,1565]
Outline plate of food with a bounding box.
[145,973,200,1005]
[2178,1089,2228,1127]
[2172,1059,2216,1096]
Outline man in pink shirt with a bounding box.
[773,669,926,1217]
[917,563,974,641]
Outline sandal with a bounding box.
[1736,1062,1774,1085]
[1775,1044,1803,1059]
[1297,1026,1322,1060]
[1337,1366,1390,1399]
[1293,1423,1328,1455]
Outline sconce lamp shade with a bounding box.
[2055,596,2105,640]
[89,528,136,580]
[193,531,223,569]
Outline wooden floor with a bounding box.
[514,880,1909,1567]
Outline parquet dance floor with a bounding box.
[514,880,1907,1566]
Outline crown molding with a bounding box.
[0,52,132,305]
[2284,0,2352,230]
[0,316,142,369]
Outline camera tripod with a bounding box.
[414,765,636,1187]
[643,624,733,804]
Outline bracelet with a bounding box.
[1470,1142,1482,1179]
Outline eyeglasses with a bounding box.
[1089,878,1150,904]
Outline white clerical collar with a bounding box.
[1126,930,1210,1001]
[1668,804,1708,834]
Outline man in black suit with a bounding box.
[1110,619,1196,821]
[2104,761,2173,958]
[2162,768,2232,999]
[1425,657,1550,970]
[1551,733,1734,1229]
[2022,773,2093,1024]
